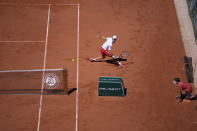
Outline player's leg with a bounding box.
[190,94,197,100]
[185,91,192,100]
[90,48,106,62]
[116,61,126,68]
[177,98,183,103]
[176,93,184,103]
[110,51,127,68]
[92,55,105,61]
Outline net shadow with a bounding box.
[0,89,65,95]
[68,88,77,95]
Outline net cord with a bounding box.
[0,68,64,73]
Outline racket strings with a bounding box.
[120,51,130,58]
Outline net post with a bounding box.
[63,68,68,95]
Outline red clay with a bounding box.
[0,0,197,131]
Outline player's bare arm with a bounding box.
[96,35,106,40]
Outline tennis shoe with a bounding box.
[177,99,183,103]
[119,64,126,68]
[176,96,181,99]
[90,58,95,62]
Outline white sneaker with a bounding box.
[119,64,126,68]
[90,58,95,62]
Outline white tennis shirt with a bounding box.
[102,37,114,51]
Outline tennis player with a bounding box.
[90,35,126,68]
[173,77,192,103]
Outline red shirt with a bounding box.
[177,82,192,92]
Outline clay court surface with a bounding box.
[0,0,197,131]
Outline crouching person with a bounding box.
[173,77,192,103]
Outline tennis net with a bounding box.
[0,68,68,95]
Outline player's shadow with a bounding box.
[106,58,127,65]
[94,58,134,66]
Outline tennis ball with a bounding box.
[72,59,75,62]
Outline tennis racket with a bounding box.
[118,51,130,59]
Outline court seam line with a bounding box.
[0,3,78,6]
[76,3,80,131]
[0,41,45,43]
[36,4,51,131]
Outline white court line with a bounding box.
[49,4,78,6]
[0,41,45,43]
[36,4,51,131]
[76,4,80,131]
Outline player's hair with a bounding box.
[173,77,180,82]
